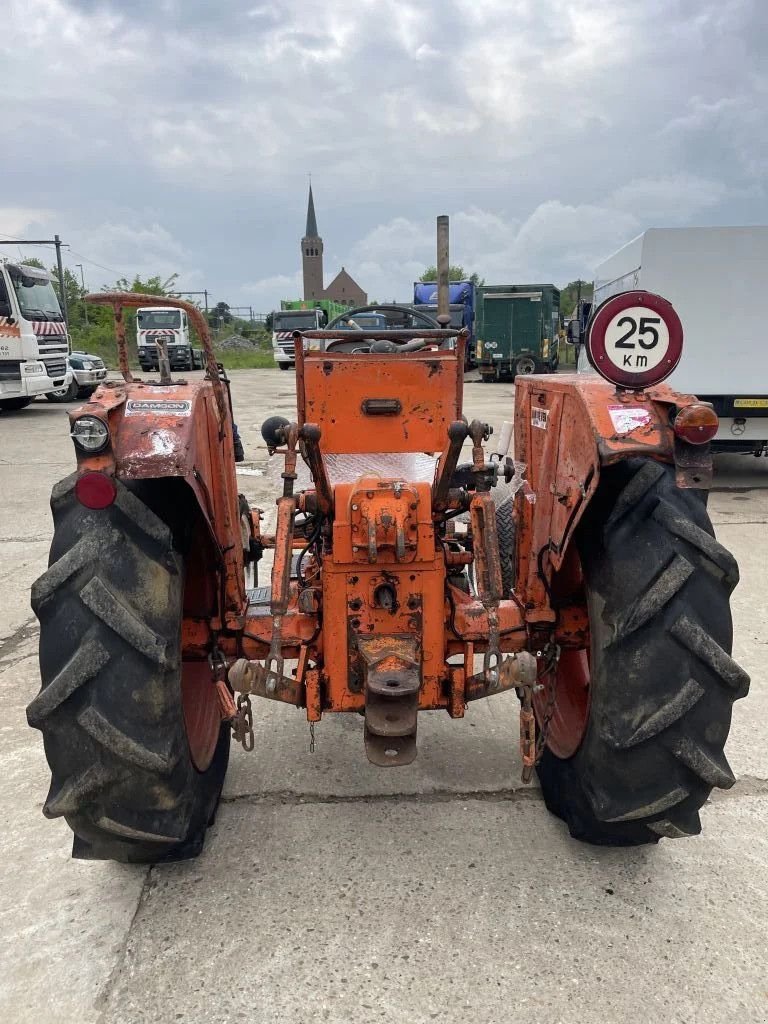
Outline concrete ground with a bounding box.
[1,370,766,1024]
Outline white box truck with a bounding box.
[581,227,768,454]
[0,259,72,410]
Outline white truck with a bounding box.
[136,306,203,372]
[268,308,327,370]
[582,227,768,454]
[0,259,72,410]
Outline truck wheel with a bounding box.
[514,356,537,376]
[27,474,230,863]
[279,363,293,371]
[0,397,33,410]
[536,458,749,845]
[46,380,79,403]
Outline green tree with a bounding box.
[419,266,484,286]
[559,279,593,317]
[208,301,233,327]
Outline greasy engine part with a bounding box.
[27,224,749,862]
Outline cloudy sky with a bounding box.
[3,0,766,311]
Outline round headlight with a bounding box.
[71,415,110,452]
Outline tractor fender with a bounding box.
[67,380,244,625]
[514,373,692,579]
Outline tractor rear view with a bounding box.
[27,237,748,862]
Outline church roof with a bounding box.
[326,267,363,290]
[305,185,318,238]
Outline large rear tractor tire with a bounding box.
[536,458,749,845]
[27,473,230,863]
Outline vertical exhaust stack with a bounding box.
[436,215,450,325]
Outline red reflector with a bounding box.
[673,404,719,445]
[75,472,117,509]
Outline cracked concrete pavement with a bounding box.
[1,371,766,1024]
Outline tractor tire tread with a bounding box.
[537,457,748,846]
[29,476,229,863]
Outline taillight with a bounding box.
[75,472,117,509]
[673,403,719,445]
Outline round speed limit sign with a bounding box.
[585,291,683,388]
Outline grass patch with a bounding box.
[215,349,275,370]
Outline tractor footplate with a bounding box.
[357,636,420,767]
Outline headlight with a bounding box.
[71,415,110,452]
[82,361,93,370]
[23,362,44,375]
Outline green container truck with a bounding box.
[476,284,561,382]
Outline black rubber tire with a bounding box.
[537,458,749,845]
[0,396,33,410]
[495,498,516,598]
[46,380,79,403]
[514,356,538,376]
[28,473,230,863]
[278,362,293,371]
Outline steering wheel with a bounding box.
[324,304,442,353]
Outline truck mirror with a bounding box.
[265,313,273,331]
[566,321,580,344]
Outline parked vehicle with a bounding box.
[137,306,203,372]
[579,227,768,455]
[476,284,560,382]
[0,259,72,410]
[47,350,108,403]
[413,280,476,365]
[268,307,328,369]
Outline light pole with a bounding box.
[76,264,88,327]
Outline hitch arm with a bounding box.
[433,420,470,513]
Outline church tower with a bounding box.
[302,185,324,301]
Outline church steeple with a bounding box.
[302,183,324,301]
[306,184,318,238]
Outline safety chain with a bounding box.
[209,645,255,752]
[232,693,255,752]
[520,641,560,784]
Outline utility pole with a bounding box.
[54,235,68,324]
[175,289,209,315]
[76,264,88,326]
[0,237,69,325]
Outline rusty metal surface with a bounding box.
[358,635,420,766]
[299,328,458,341]
[228,658,304,706]
[465,652,536,701]
[85,291,227,429]
[296,346,463,454]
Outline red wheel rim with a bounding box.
[533,546,591,759]
[534,648,591,759]
[181,661,221,771]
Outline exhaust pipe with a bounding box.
[436,215,450,325]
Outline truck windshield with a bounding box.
[8,270,63,321]
[137,310,181,329]
[274,312,318,330]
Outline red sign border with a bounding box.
[586,290,684,389]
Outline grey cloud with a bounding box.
[2,0,766,308]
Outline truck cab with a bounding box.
[0,259,71,410]
[268,308,327,369]
[137,307,202,372]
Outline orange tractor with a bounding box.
[28,281,749,861]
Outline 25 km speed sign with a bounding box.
[585,291,683,389]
